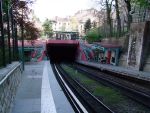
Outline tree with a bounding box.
[105,0,113,37]
[123,0,132,30]
[92,21,97,28]
[0,0,39,64]
[115,0,121,37]
[2,0,39,40]
[42,19,53,38]
[98,0,114,37]
[23,21,41,40]
[3,0,39,39]
[84,19,91,33]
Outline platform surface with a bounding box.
[11,61,74,113]
[77,60,150,82]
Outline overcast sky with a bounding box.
[32,0,96,22]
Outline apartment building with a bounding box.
[51,8,101,37]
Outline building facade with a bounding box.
[51,8,101,38]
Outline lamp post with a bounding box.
[10,5,15,60]
[14,20,18,60]
[6,2,11,64]
[19,0,26,70]
[21,5,24,70]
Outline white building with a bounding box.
[51,8,101,37]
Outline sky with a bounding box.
[32,0,96,22]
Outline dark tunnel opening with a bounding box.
[46,42,79,63]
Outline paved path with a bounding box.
[11,62,44,113]
[46,62,74,113]
[11,61,74,113]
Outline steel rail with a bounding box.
[52,64,88,113]
[54,64,114,113]
[72,64,150,108]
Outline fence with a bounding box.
[99,19,128,39]
[0,0,21,68]
[98,8,150,39]
[131,9,150,23]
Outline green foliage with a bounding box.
[3,0,10,13]
[86,28,102,43]
[42,19,53,38]
[23,21,41,40]
[133,0,150,7]
[84,19,91,33]
[62,65,123,104]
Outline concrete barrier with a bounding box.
[0,62,22,113]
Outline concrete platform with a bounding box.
[77,60,150,82]
[11,61,74,113]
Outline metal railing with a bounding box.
[99,19,128,38]
[131,9,150,23]
[98,8,150,39]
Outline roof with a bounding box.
[47,40,79,45]
[18,40,45,47]
[54,31,79,34]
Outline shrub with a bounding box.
[86,28,102,43]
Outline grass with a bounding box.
[62,64,150,113]
[62,64,124,105]
[93,86,123,104]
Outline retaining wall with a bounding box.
[0,62,22,113]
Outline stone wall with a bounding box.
[101,22,150,71]
[127,21,150,71]
[0,62,22,113]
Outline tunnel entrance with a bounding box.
[46,40,79,63]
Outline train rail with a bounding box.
[76,61,150,89]
[72,63,150,108]
[51,63,114,113]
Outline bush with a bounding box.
[86,28,102,43]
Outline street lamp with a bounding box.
[21,3,24,70]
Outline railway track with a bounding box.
[51,63,114,113]
[71,63,150,108]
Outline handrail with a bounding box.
[0,62,21,86]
